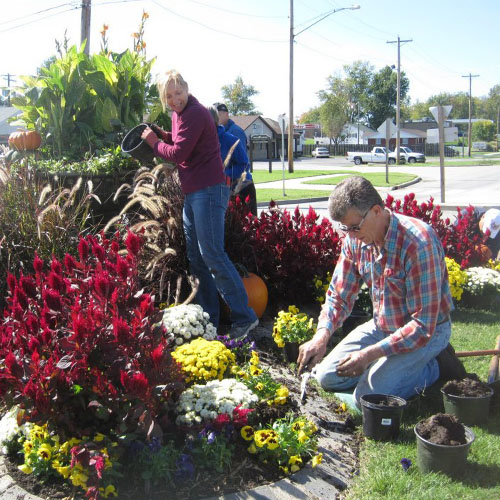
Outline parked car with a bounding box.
[399,146,426,163]
[346,147,405,165]
[312,147,330,158]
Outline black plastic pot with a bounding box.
[283,342,299,363]
[441,386,494,426]
[360,394,407,441]
[121,123,155,164]
[415,424,475,475]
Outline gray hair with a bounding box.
[328,176,383,221]
[207,105,219,126]
[157,70,189,111]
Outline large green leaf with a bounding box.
[99,97,120,133]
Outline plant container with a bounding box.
[121,123,155,164]
[283,342,299,363]
[441,386,494,426]
[414,424,475,475]
[360,394,407,441]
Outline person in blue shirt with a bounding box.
[214,103,257,215]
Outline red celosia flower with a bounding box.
[7,273,17,293]
[51,258,63,275]
[94,273,113,299]
[5,352,22,378]
[78,238,90,263]
[12,300,24,322]
[113,316,130,344]
[151,344,164,365]
[44,289,62,312]
[64,254,77,274]
[48,271,65,292]
[14,287,28,310]
[72,313,90,343]
[116,256,129,280]
[20,276,37,298]
[92,242,106,262]
[120,370,149,398]
[33,253,44,274]
[213,413,231,430]
[125,230,141,257]
[111,240,120,253]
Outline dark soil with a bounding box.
[415,413,467,446]
[442,376,493,397]
[366,395,404,408]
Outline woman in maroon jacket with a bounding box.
[141,71,258,337]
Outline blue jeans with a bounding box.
[314,318,451,408]
[183,183,257,328]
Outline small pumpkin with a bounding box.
[240,269,268,319]
[8,129,41,151]
[477,243,492,262]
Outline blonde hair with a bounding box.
[207,105,219,126]
[157,70,189,110]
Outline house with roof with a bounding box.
[364,120,427,149]
[0,106,21,145]
[229,115,301,160]
[342,122,376,145]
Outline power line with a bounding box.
[0,2,73,27]
[151,0,286,44]
[0,6,78,34]
[181,0,286,19]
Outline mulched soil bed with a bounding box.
[442,376,493,397]
[415,413,467,446]
[1,329,357,500]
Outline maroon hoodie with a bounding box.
[153,95,225,194]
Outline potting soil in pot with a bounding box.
[415,413,466,446]
[442,376,492,397]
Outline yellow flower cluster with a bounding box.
[172,338,235,383]
[313,272,332,304]
[18,424,117,497]
[235,351,289,406]
[445,257,468,301]
[272,305,315,347]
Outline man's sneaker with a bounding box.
[229,319,259,340]
[436,343,467,381]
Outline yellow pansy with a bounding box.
[312,453,323,467]
[18,463,33,474]
[240,426,255,441]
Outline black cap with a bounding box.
[215,103,228,112]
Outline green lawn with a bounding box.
[251,169,356,184]
[256,188,332,203]
[303,172,418,187]
[424,159,500,167]
[344,308,500,500]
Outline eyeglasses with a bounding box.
[337,207,372,233]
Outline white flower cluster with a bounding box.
[0,406,24,454]
[465,267,500,296]
[176,378,258,426]
[161,304,217,346]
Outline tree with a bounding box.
[472,120,495,142]
[365,66,409,129]
[298,107,320,123]
[221,76,260,115]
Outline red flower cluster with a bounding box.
[0,231,185,439]
[385,194,488,268]
[225,198,341,306]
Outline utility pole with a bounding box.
[288,0,294,172]
[462,73,479,157]
[387,36,412,164]
[497,107,499,153]
[81,0,92,55]
[1,74,15,106]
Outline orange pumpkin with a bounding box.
[8,129,41,151]
[242,272,268,318]
[477,243,492,262]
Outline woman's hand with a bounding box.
[141,126,159,148]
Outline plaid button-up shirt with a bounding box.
[318,210,453,356]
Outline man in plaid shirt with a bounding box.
[297,176,465,407]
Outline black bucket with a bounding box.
[121,123,155,164]
[441,387,494,426]
[415,424,475,475]
[360,394,407,441]
[283,342,299,363]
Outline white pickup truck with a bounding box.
[399,146,426,163]
[346,147,405,165]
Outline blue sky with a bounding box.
[1,0,498,121]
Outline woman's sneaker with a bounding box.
[229,319,259,340]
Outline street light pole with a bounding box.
[387,35,412,164]
[288,2,360,173]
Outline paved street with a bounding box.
[254,157,500,221]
